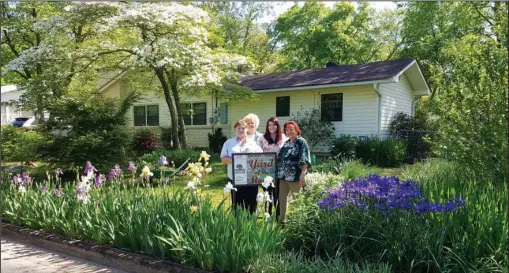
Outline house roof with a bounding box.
[1,85,18,93]
[1,85,25,102]
[239,58,420,91]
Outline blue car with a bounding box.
[10,117,31,127]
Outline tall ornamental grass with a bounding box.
[285,159,507,273]
[1,177,283,273]
[355,137,406,167]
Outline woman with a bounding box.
[257,117,287,215]
[244,113,264,143]
[220,120,262,214]
[277,121,311,224]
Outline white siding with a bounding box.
[379,74,414,136]
[124,89,230,147]
[229,85,378,152]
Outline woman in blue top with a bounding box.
[277,120,311,223]
[220,119,262,214]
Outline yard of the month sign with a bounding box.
[231,153,277,186]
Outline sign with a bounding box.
[231,153,277,186]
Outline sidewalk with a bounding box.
[1,236,128,273]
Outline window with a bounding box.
[181,102,207,125]
[321,93,343,121]
[276,96,290,117]
[134,105,159,126]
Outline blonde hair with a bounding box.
[243,113,260,130]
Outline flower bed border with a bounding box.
[1,222,210,273]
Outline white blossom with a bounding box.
[184,181,196,190]
[261,176,274,189]
[223,182,237,193]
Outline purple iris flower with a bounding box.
[21,172,31,185]
[158,156,168,167]
[128,161,137,173]
[108,169,118,180]
[83,161,97,175]
[41,185,47,192]
[11,175,20,184]
[55,168,64,177]
[95,174,105,187]
[55,188,63,197]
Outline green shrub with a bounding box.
[207,128,227,154]
[1,125,45,163]
[249,252,391,273]
[389,112,434,160]
[330,135,358,160]
[160,127,172,149]
[132,128,161,156]
[354,137,406,167]
[292,107,335,151]
[38,94,135,172]
[135,149,202,170]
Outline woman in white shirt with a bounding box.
[220,120,262,214]
[244,113,264,143]
[257,117,287,215]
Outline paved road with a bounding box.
[1,236,128,273]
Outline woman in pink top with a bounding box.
[257,117,287,215]
[258,117,287,154]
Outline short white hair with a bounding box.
[243,113,260,130]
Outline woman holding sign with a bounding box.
[277,121,311,224]
[258,117,287,215]
[220,120,262,214]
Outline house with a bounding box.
[1,85,35,125]
[101,58,430,152]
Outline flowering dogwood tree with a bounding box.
[101,2,255,148]
[2,2,120,121]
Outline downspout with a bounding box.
[373,83,382,137]
[411,96,420,117]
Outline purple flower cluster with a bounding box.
[11,172,32,185]
[317,174,466,214]
[95,174,106,187]
[108,164,122,180]
[128,161,137,173]
[55,188,63,197]
[84,161,97,175]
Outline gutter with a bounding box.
[252,78,394,93]
[373,83,382,136]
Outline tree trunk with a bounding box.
[165,68,188,148]
[154,68,180,149]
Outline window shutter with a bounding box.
[219,103,228,124]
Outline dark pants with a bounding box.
[230,179,259,214]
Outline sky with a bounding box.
[259,1,397,23]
